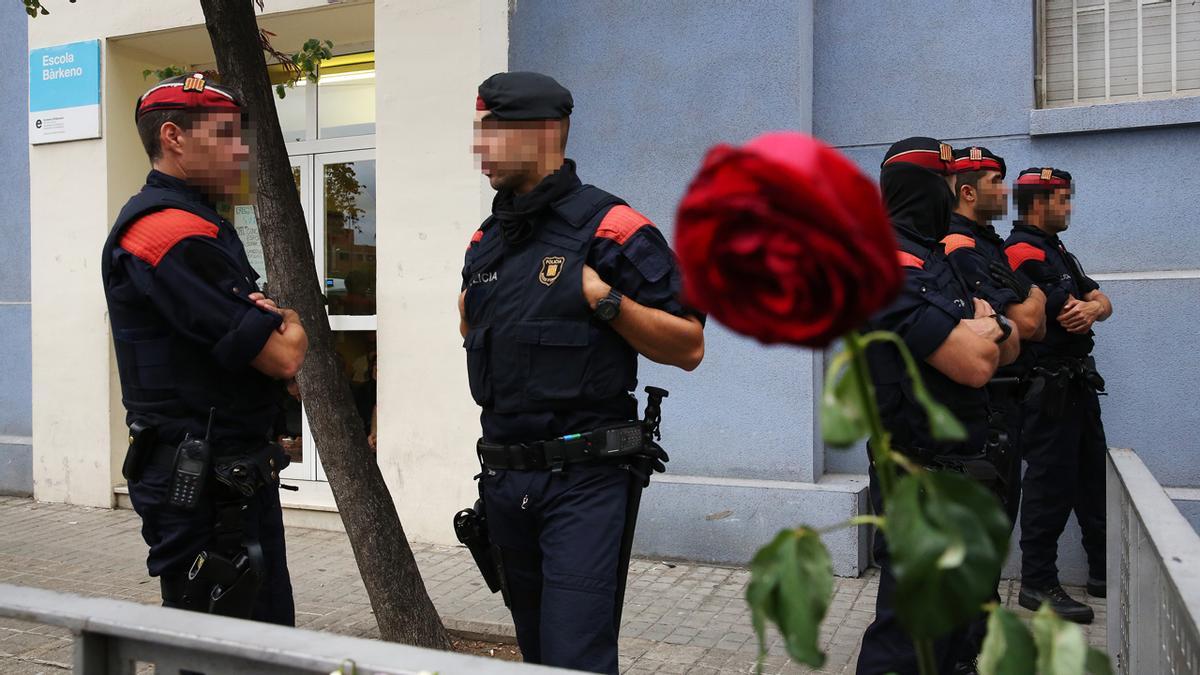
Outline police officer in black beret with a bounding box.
[857,137,1021,675]
[943,147,1048,525]
[1005,168,1112,624]
[102,74,308,624]
[458,71,705,673]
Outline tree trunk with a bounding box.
[197,0,451,650]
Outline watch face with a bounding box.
[596,300,619,321]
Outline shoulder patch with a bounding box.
[119,209,219,267]
[897,251,925,269]
[1005,242,1046,270]
[595,205,653,245]
[467,228,484,249]
[941,233,976,255]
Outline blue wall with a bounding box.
[815,0,1200,488]
[0,3,32,496]
[507,1,1199,572]
[509,0,819,483]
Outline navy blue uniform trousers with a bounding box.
[1019,380,1107,589]
[128,461,295,626]
[481,462,632,674]
[856,464,976,675]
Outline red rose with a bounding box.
[674,132,901,347]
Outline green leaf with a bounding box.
[886,472,1009,640]
[1085,647,1113,675]
[922,399,968,441]
[1031,604,1088,675]
[276,84,286,99]
[746,528,833,669]
[977,605,1036,675]
[859,330,967,442]
[821,370,868,448]
[820,350,869,448]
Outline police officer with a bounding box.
[942,146,1048,524]
[1005,168,1112,624]
[102,74,308,625]
[857,137,1020,675]
[460,71,705,673]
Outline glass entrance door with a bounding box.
[278,151,378,482]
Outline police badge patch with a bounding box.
[183,74,207,92]
[539,256,565,286]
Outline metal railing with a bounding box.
[1107,447,1200,674]
[0,583,575,674]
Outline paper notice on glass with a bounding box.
[233,205,268,284]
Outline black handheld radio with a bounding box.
[169,408,215,510]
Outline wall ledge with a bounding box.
[1030,95,1200,136]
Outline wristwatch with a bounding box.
[990,314,1013,343]
[594,289,624,322]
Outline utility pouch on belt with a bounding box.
[181,549,263,619]
[1083,356,1106,393]
[1032,367,1070,419]
[122,420,157,482]
[214,444,289,497]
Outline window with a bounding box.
[265,50,376,147]
[1039,0,1200,107]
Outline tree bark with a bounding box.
[197,0,451,650]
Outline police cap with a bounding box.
[1015,167,1072,189]
[881,136,956,175]
[476,71,573,121]
[135,73,241,121]
[953,146,1006,178]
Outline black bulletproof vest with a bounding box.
[867,233,990,453]
[101,174,281,444]
[1007,225,1096,359]
[947,215,1035,378]
[463,185,638,433]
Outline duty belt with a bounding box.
[478,423,645,472]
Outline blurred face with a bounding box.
[972,170,1009,222]
[169,111,249,197]
[1043,187,1073,232]
[472,111,564,192]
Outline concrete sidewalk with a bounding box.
[0,496,1105,674]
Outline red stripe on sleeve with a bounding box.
[118,209,219,267]
[595,205,653,245]
[941,234,976,254]
[1005,242,1046,270]
[897,251,925,269]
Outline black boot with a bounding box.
[1086,577,1106,598]
[1018,585,1095,624]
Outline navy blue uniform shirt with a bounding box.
[1004,222,1099,359]
[942,213,1021,313]
[103,171,284,445]
[462,174,694,444]
[865,230,990,453]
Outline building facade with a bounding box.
[1,1,33,497]
[20,0,1200,580]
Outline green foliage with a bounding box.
[977,605,1037,675]
[142,66,188,82]
[746,528,833,670]
[23,0,74,18]
[887,470,1010,639]
[978,602,1114,674]
[758,329,1111,674]
[820,350,868,448]
[273,37,334,99]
